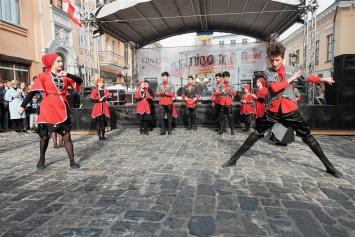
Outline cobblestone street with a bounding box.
[0,128,354,237]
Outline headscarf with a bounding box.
[244,84,251,92]
[138,80,145,86]
[42,53,59,72]
[258,78,266,87]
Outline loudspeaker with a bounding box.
[337,80,355,105]
[337,105,355,129]
[334,54,355,81]
[70,109,78,130]
[76,109,95,130]
[81,86,94,98]
[299,105,314,128]
[313,106,337,130]
[324,84,337,105]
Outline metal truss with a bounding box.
[80,0,96,87]
[301,0,318,105]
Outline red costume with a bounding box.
[240,93,254,115]
[135,88,152,115]
[30,72,81,125]
[216,82,237,105]
[254,78,269,119]
[90,88,112,118]
[156,81,178,118]
[211,81,222,104]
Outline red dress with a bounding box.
[254,87,268,118]
[90,88,112,118]
[135,89,152,114]
[30,72,81,125]
[240,93,254,115]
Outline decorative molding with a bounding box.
[324,22,333,32]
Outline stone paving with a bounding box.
[0,127,354,237]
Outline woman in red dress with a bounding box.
[135,80,153,135]
[18,53,82,169]
[90,78,112,140]
[240,84,254,131]
[251,78,268,125]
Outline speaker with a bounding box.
[298,105,314,128]
[337,80,355,105]
[324,84,337,105]
[81,86,94,98]
[313,106,337,130]
[337,105,355,129]
[334,54,355,81]
[76,109,95,130]
[70,109,78,130]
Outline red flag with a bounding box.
[62,0,83,28]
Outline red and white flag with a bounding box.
[62,0,83,28]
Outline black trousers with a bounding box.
[159,104,173,119]
[255,109,311,139]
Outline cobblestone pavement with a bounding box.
[0,128,354,237]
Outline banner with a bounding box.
[137,43,266,90]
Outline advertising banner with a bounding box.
[138,43,266,90]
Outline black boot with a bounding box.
[167,117,172,135]
[303,135,343,178]
[192,114,197,130]
[222,132,259,167]
[228,116,235,135]
[160,119,166,135]
[37,157,45,169]
[70,160,80,169]
[144,121,149,135]
[140,120,144,135]
[187,117,192,130]
[101,129,107,140]
[218,116,226,134]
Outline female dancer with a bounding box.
[239,84,254,131]
[135,80,153,135]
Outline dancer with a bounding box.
[144,80,156,131]
[222,42,342,178]
[251,78,268,125]
[90,78,111,140]
[156,71,177,135]
[181,76,200,130]
[135,80,153,135]
[18,53,82,169]
[211,73,222,131]
[239,84,253,132]
[215,71,237,135]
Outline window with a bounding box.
[57,0,62,9]
[79,29,84,49]
[327,34,333,61]
[0,0,21,25]
[230,40,236,45]
[124,44,129,64]
[112,40,115,54]
[0,62,29,84]
[242,38,248,44]
[219,41,224,45]
[295,50,299,64]
[315,40,319,65]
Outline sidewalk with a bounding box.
[0,128,354,237]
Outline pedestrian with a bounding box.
[181,75,200,130]
[5,80,26,133]
[27,95,40,132]
[221,42,342,179]
[17,53,82,169]
[90,78,111,140]
[156,71,177,135]
[144,80,156,131]
[250,78,268,125]
[215,71,237,135]
[211,73,222,132]
[239,84,253,132]
[0,80,7,132]
[135,80,153,135]
[20,81,29,132]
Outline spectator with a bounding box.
[27,95,40,132]
[0,80,6,131]
[5,80,26,132]
[20,81,29,131]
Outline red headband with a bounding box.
[258,78,266,87]
[138,80,145,86]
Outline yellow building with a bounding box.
[282,0,355,78]
[0,0,131,86]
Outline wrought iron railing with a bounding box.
[98,51,125,69]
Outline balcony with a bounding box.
[98,51,126,73]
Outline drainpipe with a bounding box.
[332,0,339,77]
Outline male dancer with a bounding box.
[181,76,200,130]
[222,42,342,178]
[214,71,237,135]
[156,71,177,135]
[211,73,222,131]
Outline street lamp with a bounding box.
[290,52,297,66]
[123,66,129,90]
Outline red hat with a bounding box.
[138,80,145,86]
[42,53,59,72]
[244,84,251,91]
[258,78,266,87]
[96,78,105,84]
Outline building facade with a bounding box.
[0,0,131,87]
